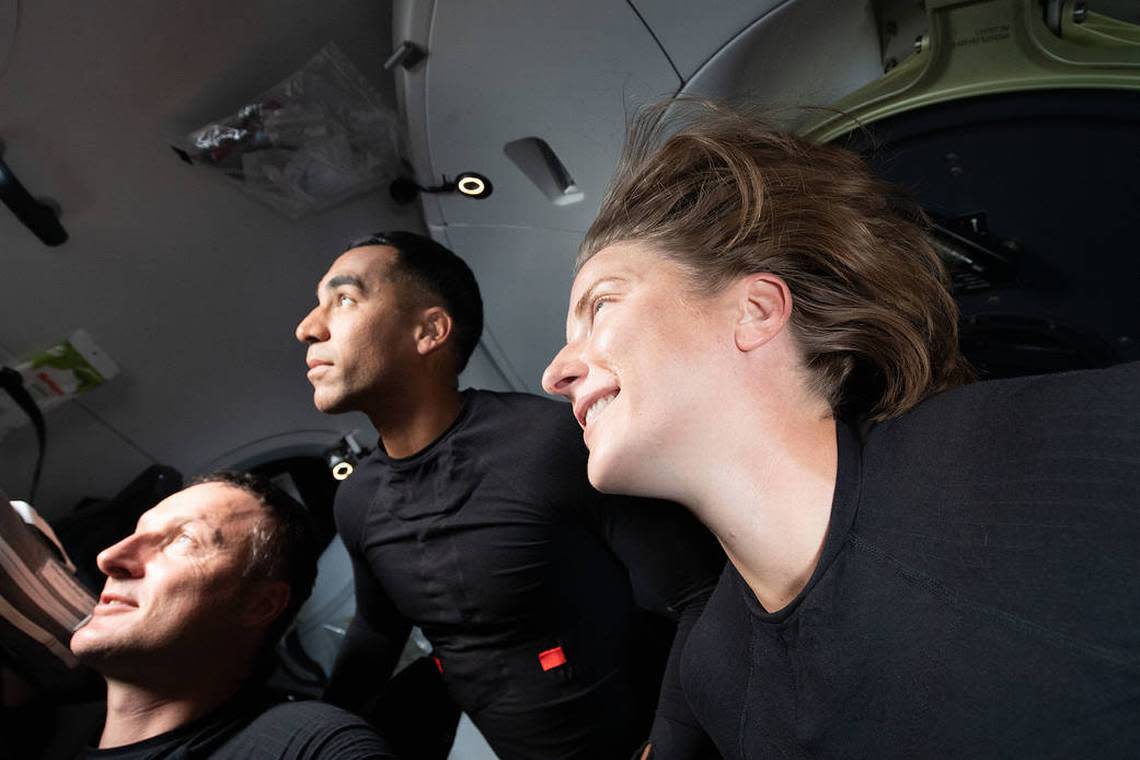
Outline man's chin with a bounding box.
[313,390,350,415]
[70,627,112,666]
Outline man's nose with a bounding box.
[542,343,587,398]
[95,534,148,579]
[295,307,328,344]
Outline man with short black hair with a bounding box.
[70,472,394,759]
[296,232,722,759]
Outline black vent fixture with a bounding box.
[0,141,68,247]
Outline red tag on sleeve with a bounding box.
[538,646,567,671]
[433,655,443,674]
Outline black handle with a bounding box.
[0,154,68,247]
[0,367,46,502]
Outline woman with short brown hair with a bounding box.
[543,103,1140,759]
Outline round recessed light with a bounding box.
[455,172,492,199]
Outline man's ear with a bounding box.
[734,273,793,352]
[238,580,290,630]
[415,307,454,357]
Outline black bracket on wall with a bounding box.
[0,141,68,247]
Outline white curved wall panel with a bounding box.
[630,0,787,80]
[439,224,584,395]
[406,0,682,232]
[680,0,882,118]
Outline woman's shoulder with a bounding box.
[855,360,1140,539]
[871,361,1140,454]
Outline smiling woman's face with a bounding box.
[543,240,732,496]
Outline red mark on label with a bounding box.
[538,646,567,671]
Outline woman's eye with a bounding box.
[592,297,611,317]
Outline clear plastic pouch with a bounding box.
[176,43,400,219]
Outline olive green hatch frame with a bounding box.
[800,0,1140,143]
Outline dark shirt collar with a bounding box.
[371,389,478,469]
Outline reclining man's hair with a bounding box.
[346,231,484,374]
[190,470,318,651]
[581,101,974,421]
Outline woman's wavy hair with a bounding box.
[579,101,973,422]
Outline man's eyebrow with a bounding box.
[573,277,627,319]
[178,518,225,546]
[323,274,368,293]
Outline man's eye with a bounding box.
[169,533,195,549]
[337,294,356,307]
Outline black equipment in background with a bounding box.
[843,89,1140,379]
[52,465,183,593]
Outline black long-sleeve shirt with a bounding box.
[77,694,394,759]
[326,390,722,760]
[678,362,1140,759]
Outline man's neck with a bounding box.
[99,676,240,749]
[371,383,465,459]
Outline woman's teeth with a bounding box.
[585,393,617,426]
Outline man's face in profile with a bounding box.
[70,482,265,673]
[295,245,422,415]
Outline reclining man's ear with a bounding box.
[238,580,291,630]
[415,307,454,356]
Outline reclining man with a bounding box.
[69,471,396,759]
[296,231,724,759]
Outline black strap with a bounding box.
[0,367,46,503]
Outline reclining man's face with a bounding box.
[70,483,265,675]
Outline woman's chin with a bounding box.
[587,448,654,497]
[586,449,624,494]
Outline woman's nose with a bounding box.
[542,342,587,398]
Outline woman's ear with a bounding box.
[734,274,792,352]
[416,307,454,356]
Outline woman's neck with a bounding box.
[684,409,839,613]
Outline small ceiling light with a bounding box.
[389,172,493,204]
[455,172,492,199]
[329,454,353,481]
[325,432,367,481]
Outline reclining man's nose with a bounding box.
[95,535,145,579]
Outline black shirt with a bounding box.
[77,696,394,759]
[678,363,1140,759]
[326,390,722,760]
